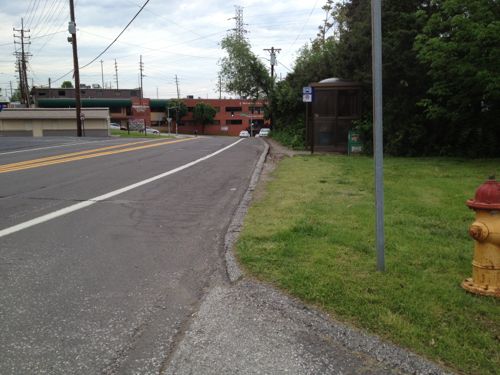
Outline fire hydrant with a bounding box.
[462,177,500,297]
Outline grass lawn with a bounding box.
[110,129,169,138]
[236,155,500,375]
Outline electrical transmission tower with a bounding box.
[230,5,248,40]
[13,18,31,106]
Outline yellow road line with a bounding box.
[0,140,153,169]
[0,138,197,174]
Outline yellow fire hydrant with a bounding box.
[462,177,500,297]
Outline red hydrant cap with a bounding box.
[466,178,500,210]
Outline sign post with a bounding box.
[372,0,385,272]
[303,87,313,153]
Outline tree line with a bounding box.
[220,0,500,157]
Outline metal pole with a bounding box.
[139,55,145,134]
[100,60,104,89]
[69,0,82,137]
[371,0,385,271]
[250,114,253,137]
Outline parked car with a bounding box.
[146,127,160,135]
[239,130,250,138]
[109,122,121,130]
[258,128,271,137]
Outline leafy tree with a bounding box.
[414,0,500,156]
[61,80,73,88]
[166,99,187,123]
[218,34,271,99]
[317,0,335,43]
[193,102,217,134]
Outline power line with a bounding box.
[52,0,151,85]
[288,0,319,50]
[80,0,151,70]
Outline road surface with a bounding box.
[0,136,263,374]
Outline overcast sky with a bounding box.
[0,0,327,100]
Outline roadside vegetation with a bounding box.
[218,0,499,157]
[236,155,499,374]
[110,129,168,138]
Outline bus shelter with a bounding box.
[307,78,362,153]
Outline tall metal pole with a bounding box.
[100,60,104,89]
[69,0,82,137]
[371,0,385,271]
[175,74,180,136]
[114,59,119,89]
[139,55,145,134]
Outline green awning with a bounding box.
[149,99,169,111]
[37,98,132,108]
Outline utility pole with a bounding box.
[139,55,145,134]
[13,18,31,106]
[48,78,51,88]
[264,46,281,80]
[68,0,83,137]
[264,46,280,129]
[100,60,104,89]
[9,81,13,98]
[175,74,180,135]
[114,59,119,89]
[219,76,222,100]
[139,55,144,104]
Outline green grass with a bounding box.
[110,129,169,138]
[236,155,500,374]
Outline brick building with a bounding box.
[31,87,268,136]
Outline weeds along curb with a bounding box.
[225,140,270,283]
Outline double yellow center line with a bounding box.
[0,138,196,174]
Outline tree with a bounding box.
[166,99,187,125]
[193,102,217,134]
[218,34,271,99]
[414,0,500,156]
[61,81,73,88]
[317,0,335,43]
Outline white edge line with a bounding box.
[0,139,244,239]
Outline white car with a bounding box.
[146,127,160,135]
[239,130,250,138]
[109,122,121,130]
[258,128,271,137]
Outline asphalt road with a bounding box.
[0,136,264,374]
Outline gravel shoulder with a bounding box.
[162,138,454,375]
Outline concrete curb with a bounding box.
[220,139,454,374]
[224,140,269,283]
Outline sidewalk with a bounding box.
[163,138,453,375]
